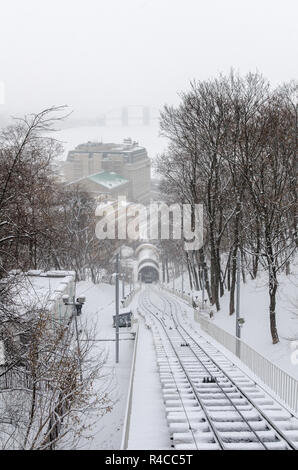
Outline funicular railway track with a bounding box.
[138,288,298,450]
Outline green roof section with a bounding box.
[87,171,128,189]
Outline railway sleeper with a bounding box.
[175,442,221,450]
[167,411,206,422]
[172,431,216,444]
[166,406,202,413]
[201,398,248,407]
[219,430,279,443]
[169,422,210,433]
[208,410,261,422]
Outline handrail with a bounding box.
[120,321,140,450]
[161,285,298,415]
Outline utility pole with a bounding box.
[181,266,184,295]
[202,270,205,309]
[115,253,120,363]
[236,248,241,357]
[122,270,125,299]
[73,304,83,382]
[172,264,175,291]
[119,246,125,299]
[63,294,85,382]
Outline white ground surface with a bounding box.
[159,288,298,415]
[73,282,170,450]
[75,281,134,449]
[127,316,170,450]
[70,273,297,449]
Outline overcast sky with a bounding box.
[0,0,297,117]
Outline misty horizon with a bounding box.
[0,0,297,120]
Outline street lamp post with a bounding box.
[236,248,242,357]
[119,246,125,300]
[181,266,184,296]
[172,264,175,291]
[122,270,125,299]
[62,294,86,382]
[202,271,205,309]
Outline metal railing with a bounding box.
[194,312,298,414]
[120,321,139,450]
[161,285,298,415]
[122,285,141,308]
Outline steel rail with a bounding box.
[156,293,271,449]
[142,290,272,449]
[139,290,225,449]
[157,288,297,450]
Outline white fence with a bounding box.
[195,311,298,414]
[162,285,193,303]
[161,285,298,415]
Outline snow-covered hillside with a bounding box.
[166,258,298,379]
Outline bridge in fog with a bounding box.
[97,105,159,126]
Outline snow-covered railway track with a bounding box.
[138,288,298,450]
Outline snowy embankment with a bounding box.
[166,258,298,380]
[75,281,134,449]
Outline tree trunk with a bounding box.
[191,252,199,290]
[210,240,220,310]
[229,199,241,315]
[166,258,169,283]
[266,231,280,344]
[186,253,193,291]
[241,250,246,284]
[252,220,260,279]
[216,245,224,297]
[227,260,231,291]
[198,248,211,301]
[269,280,279,344]
[229,245,237,315]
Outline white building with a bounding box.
[0,270,76,368]
[62,138,151,204]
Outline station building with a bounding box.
[62,138,151,204]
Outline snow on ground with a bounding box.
[127,315,171,450]
[74,281,134,449]
[157,287,298,417]
[165,258,298,380]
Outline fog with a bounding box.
[0,0,297,119]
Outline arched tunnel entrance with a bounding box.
[136,243,160,284]
[138,264,159,283]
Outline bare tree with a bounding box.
[156,72,297,343]
[0,299,112,449]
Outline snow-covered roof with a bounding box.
[67,171,128,189]
[88,171,128,189]
[10,270,75,314]
[72,139,144,154]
